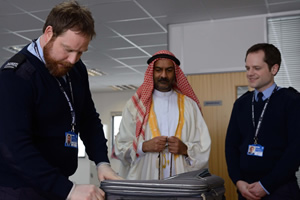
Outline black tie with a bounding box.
[257,92,263,104]
[255,92,264,126]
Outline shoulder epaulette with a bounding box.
[1,53,26,71]
[240,90,252,98]
[288,87,299,94]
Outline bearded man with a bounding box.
[114,50,211,180]
[0,1,121,200]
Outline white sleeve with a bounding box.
[183,97,211,170]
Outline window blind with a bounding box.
[267,15,300,92]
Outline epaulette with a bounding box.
[240,90,252,98]
[1,53,26,71]
[288,87,299,94]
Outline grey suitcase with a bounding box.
[100,168,225,200]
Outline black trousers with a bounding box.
[238,180,300,200]
[0,186,56,200]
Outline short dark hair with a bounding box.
[43,0,96,40]
[245,43,281,72]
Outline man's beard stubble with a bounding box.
[43,40,73,77]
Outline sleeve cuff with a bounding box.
[137,141,146,157]
[96,162,110,169]
[259,181,270,195]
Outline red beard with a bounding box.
[43,39,74,77]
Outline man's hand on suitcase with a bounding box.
[67,184,104,200]
[68,164,122,200]
[97,163,123,182]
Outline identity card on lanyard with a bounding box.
[248,86,277,157]
[56,75,78,149]
[33,39,78,149]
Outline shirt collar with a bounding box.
[27,37,45,63]
[255,83,276,101]
[153,89,174,97]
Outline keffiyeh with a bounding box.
[132,50,201,153]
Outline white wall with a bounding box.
[169,15,266,74]
[92,90,135,152]
[91,90,135,174]
[69,156,91,184]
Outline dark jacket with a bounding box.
[0,45,109,199]
[225,88,300,193]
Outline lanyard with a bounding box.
[56,76,76,132]
[251,86,277,144]
[33,40,76,132]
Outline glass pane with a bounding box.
[237,86,249,99]
[112,115,122,147]
[78,135,85,157]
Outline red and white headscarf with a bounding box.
[132,50,201,153]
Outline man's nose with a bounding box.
[161,70,167,77]
[68,53,79,64]
[247,68,254,76]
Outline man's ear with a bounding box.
[43,26,54,43]
[271,64,279,76]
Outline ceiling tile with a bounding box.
[210,6,269,20]
[202,0,266,10]
[89,1,147,22]
[269,2,300,13]
[0,0,299,92]
[107,19,166,35]
[126,33,167,46]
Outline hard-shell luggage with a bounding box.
[100,168,225,200]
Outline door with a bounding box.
[187,71,248,200]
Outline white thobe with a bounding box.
[114,90,211,180]
[141,90,178,178]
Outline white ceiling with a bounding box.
[1,0,300,92]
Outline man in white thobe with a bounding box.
[114,50,211,180]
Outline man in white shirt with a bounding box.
[114,50,211,180]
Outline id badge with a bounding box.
[247,144,264,157]
[65,131,78,148]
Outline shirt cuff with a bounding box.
[137,141,146,157]
[184,155,192,166]
[96,162,110,169]
[259,181,270,195]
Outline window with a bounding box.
[78,135,85,157]
[78,123,107,158]
[111,112,122,147]
[268,15,300,91]
[236,86,249,99]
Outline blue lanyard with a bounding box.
[33,40,76,132]
[251,86,277,144]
